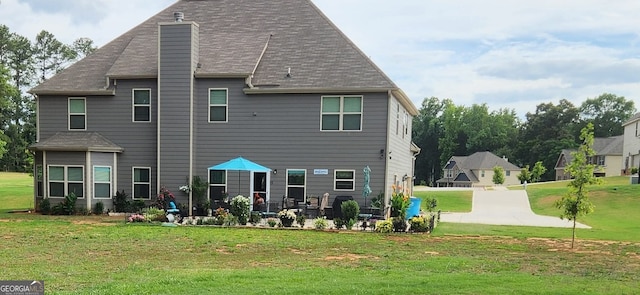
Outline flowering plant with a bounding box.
[390,185,410,219]
[156,186,175,210]
[128,213,146,223]
[277,209,297,220]
[230,195,251,225]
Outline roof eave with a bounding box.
[195,73,251,78]
[391,89,419,116]
[28,89,116,96]
[243,87,395,95]
[29,146,124,153]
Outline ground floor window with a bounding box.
[94,166,112,199]
[48,165,84,198]
[286,169,306,202]
[334,170,355,191]
[209,170,227,201]
[133,167,151,199]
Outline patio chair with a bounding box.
[306,196,319,218]
[319,193,332,218]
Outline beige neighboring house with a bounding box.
[436,151,521,187]
[555,135,623,180]
[622,113,640,173]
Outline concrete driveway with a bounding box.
[440,190,591,228]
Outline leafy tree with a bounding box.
[33,30,76,81]
[554,123,601,248]
[412,97,449,185]
[531,161,547,183]
[579,93,635,137]
[516,99,580,180]
[71,37,97,60]
[517,165,532,183]
[439,103,466,166]
[492,166,505,185]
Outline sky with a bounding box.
[2,0,640,118]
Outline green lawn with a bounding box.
[1,173,639,294]
[413,190,472,212]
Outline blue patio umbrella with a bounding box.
[208,157,272,208]
[363,166,372,207]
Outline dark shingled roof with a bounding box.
[30,0,417,114]
[29,132,124,152]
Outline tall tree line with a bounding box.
[413,94,636,185]
[0,25,96,172]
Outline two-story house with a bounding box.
[28,0,419,215]
[622,113,640,174]
[555,135,623,180]
[436,151,521,187]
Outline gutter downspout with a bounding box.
[245,34,272,89]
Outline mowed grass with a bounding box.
[0,172,34,212]
[414,190,473,212]
[1,173,640,294]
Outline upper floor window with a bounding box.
[68,97,86,130]
[209,89,228,122]
[133,89,151,122]
[334,170,355,191]
[321,96,362,131]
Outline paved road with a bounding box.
[440,190,591,229]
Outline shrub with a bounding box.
[249,211,261,225]
[39,199,51,215]
[345,218,357,230]
[333,218,345,230]
[61,193,78,215]
[190,176,209,209]
[224,214,238,226]
[375,219,393,233]
[392,216,407,232]
[313,217,328,230]
[142,207,166,222]
[267,218,277,227]
[131,200,146,212]
[296,214,306,227]
[341,200,360,224]
[230,195,250,225]
[408,216,429,232]
[93,201,104,215]
[113,190,130,212]
[632,167,639,175]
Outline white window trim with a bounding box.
[334,169,356,191]
[286,169,306,201]
[68,97,86,131]
[47,165,85,199]
[93,165,112,199]
[132,88,152,123]
[132,167,152,200]
[320,95,363,132]
[208,88,229,123]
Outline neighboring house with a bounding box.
[436,151,521,187]
[622,113,640,173]
[28,0,419,215]
[555,135,623,180]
